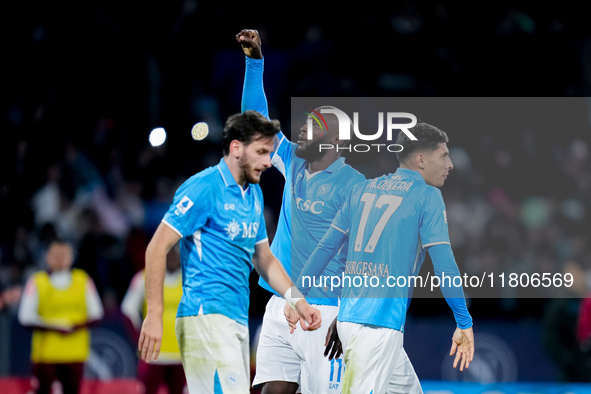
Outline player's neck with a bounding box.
[306,152,340,174]
[223,156,248,187]
[400,162,424,178]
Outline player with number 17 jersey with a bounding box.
[302,168,471,330]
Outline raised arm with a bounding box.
[236,29,268,118]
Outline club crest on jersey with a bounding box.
[255,200,262,215]
[175,196,194,215]
[317,184,331,195]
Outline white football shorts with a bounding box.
[337,321,423,394]
[253,295,344,394]
[176,313,250,394]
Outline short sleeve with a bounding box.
[162,176,212,238]
[270,130,293,178]
[331,192,352,235]
[256,190,269,244]
[420,188,451,248]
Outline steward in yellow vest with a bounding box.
[18,240,104,394]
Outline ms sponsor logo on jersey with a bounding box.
[175,196,194,215]
[225,218,260,241]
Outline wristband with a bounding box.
[283,287,304,309]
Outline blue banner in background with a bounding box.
[404,317,561,382]
[422,380,591,394]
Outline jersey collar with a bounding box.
[307,157,347,176]
[217,158,251,192]
[325,157,347,174]
[394,167,426,184]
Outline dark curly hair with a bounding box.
[222,110,281,155]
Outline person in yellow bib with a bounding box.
[121,245,186,394]
[18,239,104,394]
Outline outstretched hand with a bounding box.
[324,317,342,360]
[236,29,263,59]
[450,327,474,371]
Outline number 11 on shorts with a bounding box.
[329,358,345,390]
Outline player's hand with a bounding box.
[138,313,163,363]
[449,326,474,371]
[284,302,300,334]
[295,300,322,331]
[236,29,263,59]
[324,317,342,360]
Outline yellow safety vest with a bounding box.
[31,269,90,363]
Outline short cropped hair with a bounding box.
[395,123,449,165]
[222,110,281,155]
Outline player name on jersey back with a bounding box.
[366,175,413,192]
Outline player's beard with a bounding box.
[295,133,332,162]
[238,154,263,184]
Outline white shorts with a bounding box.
[337,321,423,394]
[176,314,250,394]
[253,295,344,394]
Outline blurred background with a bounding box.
[1,1,591,392]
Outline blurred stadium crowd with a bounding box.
[2,0,591,383]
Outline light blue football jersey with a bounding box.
[300,168,471,331]
[162,158,268,326]
[242,57,365,305]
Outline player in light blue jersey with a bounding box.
[299,123,475,394]
[138,110,322,394]
[236,29,365,394]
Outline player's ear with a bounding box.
[229,140,243,158]
[415,152,426,169]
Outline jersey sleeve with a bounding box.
[255,189,269,245]
[17,276,40,328]
[162,177,212,238]
[241,55,293,178]
[85,275,104,321]
[428,244,473,329]
[331,185,354,234]
[419,188,451,248]
[297,224,348,294]
[241,57,269,118]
